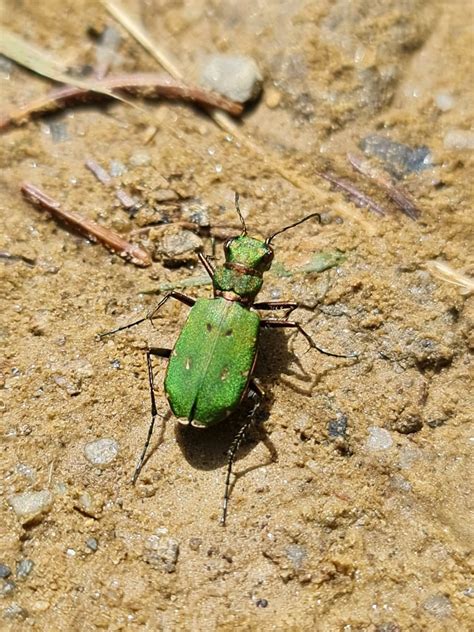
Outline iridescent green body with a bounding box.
[164,235,272,427]
[164,298,260,426]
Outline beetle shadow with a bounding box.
[174,328,304,473]
[174,400,276,473]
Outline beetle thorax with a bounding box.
[212,235,274,304]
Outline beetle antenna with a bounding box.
[234,192,247,235]
[265,212,321,245]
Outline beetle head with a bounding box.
[224,235,274,273]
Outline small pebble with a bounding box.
[16,463,36,481]
[188,537,202,551]
[256,598,268,608]
[86,537,99,552]
[180,201,210,228]
[129,150,151,166]
[365,427,393,451]
[200,54,263,103]
[360,135,432,175]
[152,189,179,203]
[0,579,16,596]
[109,160,127,177]
[16,559,34,580]
[443,129,474,150]
[143,529,179,573]
[75,491,103,518]
[0,564,11,579]
[435,93,455,111]
[160,231,203,259]
[398,446,421,470]
[423,593,452,618]
[84,438,119,465]
[286,544,307,569]
[328,413,348,438]
[265,87,282,109]
[8,491,53,524]
[3,602,28,620]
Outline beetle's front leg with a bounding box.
[99,291,196,338]
[132,347,171,484]
[261,319,357,358]
[198,251,215,279]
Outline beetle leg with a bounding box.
[261,319,357,358]
[132,347,171,484]
[253,300,298,318]
[198,250,215,279]
[98,291,195,338]
[221,384,264,526]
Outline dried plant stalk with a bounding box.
[425,260,474,296]
[21,182,152,267]
[347,153,420,220]
[1,73,242,130]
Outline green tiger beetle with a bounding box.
[100,194,354,525]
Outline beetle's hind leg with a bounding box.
[221,378,265,526]
[132,347,171,484]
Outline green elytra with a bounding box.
[100,195,353,524]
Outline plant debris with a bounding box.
[0,73,242,131]
[21,182,152,267]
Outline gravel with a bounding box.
[360,135,432,176]
[84,438,119,465]
[443,129,474,150]
[16,559,34,580]
[423,593,452,618]
[143,528,180,573]
[8,491,53,524]
[328,413,348,438]
[365,427,393,451]
[85,537,99,552]
[200,54,263,103]
[0,564,11,579]
[286,544,307,569]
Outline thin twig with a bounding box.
[0,73,243,130]
[315,170,386,216]
[347,153,420,220]
[21,182,152,267]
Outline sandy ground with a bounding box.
[0,1,473,630]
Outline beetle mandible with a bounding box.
[101,194,353,524]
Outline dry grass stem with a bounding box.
[21,182,151,267]
[1,73,242,131]
[425,260,474,296]
[347,153,420,220]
